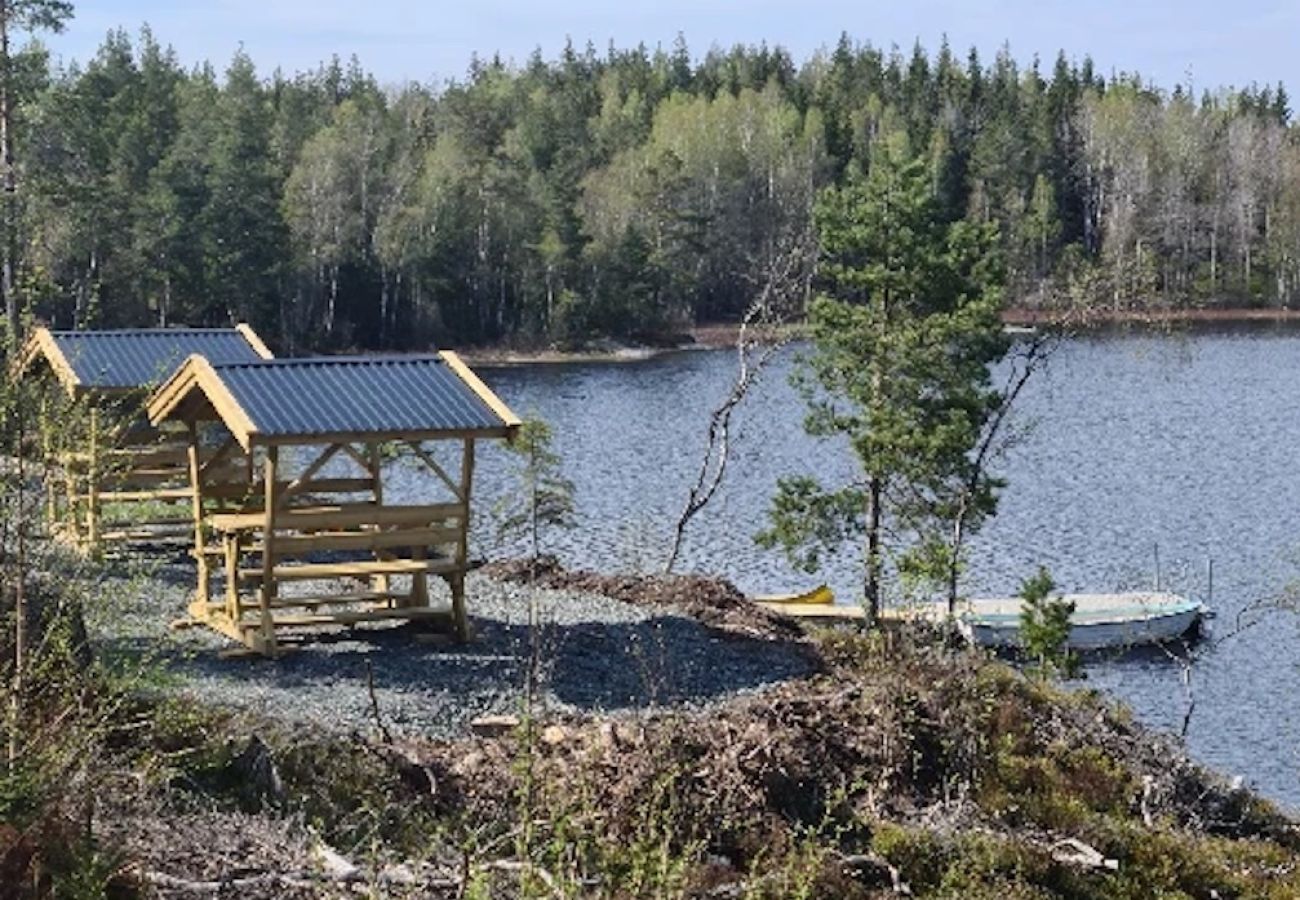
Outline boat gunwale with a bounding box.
[963,601,1204,630]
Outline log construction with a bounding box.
[146,352,520,656]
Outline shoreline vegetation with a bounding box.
[12,555,1300,897]
[461,307,1300,366]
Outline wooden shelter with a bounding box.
[13,325,272,549]
[146,352,520,655]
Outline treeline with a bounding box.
[10,29,1299,351]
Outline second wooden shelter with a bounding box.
[146,351,520,655]
[13,325,272,548]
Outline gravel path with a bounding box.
[90,556,817,738]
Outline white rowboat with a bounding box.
[761,590,1205,651]
[910,592,1204,651]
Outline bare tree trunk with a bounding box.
[0,1,16,348]
[865,475,882,625]
[7,387,27,767]
[946,509,965,614]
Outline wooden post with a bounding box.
[186,419,210,609]
[224,532,242,624]
[452,437,475,641]
[63,446,78,543]
[39,392,55,530]
[86,404,100,547]
[259,447,279,654]
[368,442,390,602]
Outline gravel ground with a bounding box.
[89,555,817,738]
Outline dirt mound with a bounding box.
[480,556,806,642]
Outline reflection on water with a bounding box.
[419,330,1300,808]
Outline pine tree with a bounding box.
[495,418,576,564]
[758,133,1008,623]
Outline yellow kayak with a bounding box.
[755,584,834,606]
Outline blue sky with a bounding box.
[36,1,1299,95]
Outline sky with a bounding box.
[35,0,1300,96]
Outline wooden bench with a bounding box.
[196,499,472,653]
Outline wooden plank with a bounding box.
[108,465,194,480]
[87,405,100,544]
[258,448,279,653]
[147,355,260,450]
[404,441,462,499]
[247,607,451,629]
[97,527,193,542]
[18,328,82,396]
[82,488,192,502]
[197,437,241,480]
[439,350,523,428]
[211,502,461,534]
[368,442,388,597]
[268,526,462,556]
[452,437,476,640]
[187,419,210,607]
[339,442,373,473]
[238,558,461,582]
[278,443,344,506]
[203,477,374,502]
[261,590,408,609]
[236,322,275,359]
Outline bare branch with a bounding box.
[664,227,815,573]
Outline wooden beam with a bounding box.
[235,323,275,360]
[278,443,343,507]
[186,419,209,607]
[13,328,82,397]
[198,437,240,480]
[147,355,260,450]
[452,437,476,641]
[211,503,460,533]
[439,350,522,429]
[404,441,461,500]
[238,558,461,582]
[86,405,100,546]
[255,426,515,447]
[259,447,279,654]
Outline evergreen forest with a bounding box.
[11,29,1299,351]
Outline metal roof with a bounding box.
[47,328,268,389]
[206,355,513,439]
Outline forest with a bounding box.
[7,27,1299,351]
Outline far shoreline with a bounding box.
[460,307,1300,366]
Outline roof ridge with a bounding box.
[212,354,448,368]
[50,327,243,336]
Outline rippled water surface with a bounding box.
[434,329,1300,808]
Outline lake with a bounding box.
[448,328,1300,810]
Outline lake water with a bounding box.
[453,328,1300,810]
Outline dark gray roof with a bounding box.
[214,356,508,437]
[53,328,265,389]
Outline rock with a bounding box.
[380,863,417,885]
[540,724,568,746]
[231,734,285,806]
[470,714,520,738]
[314,843,359,880]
